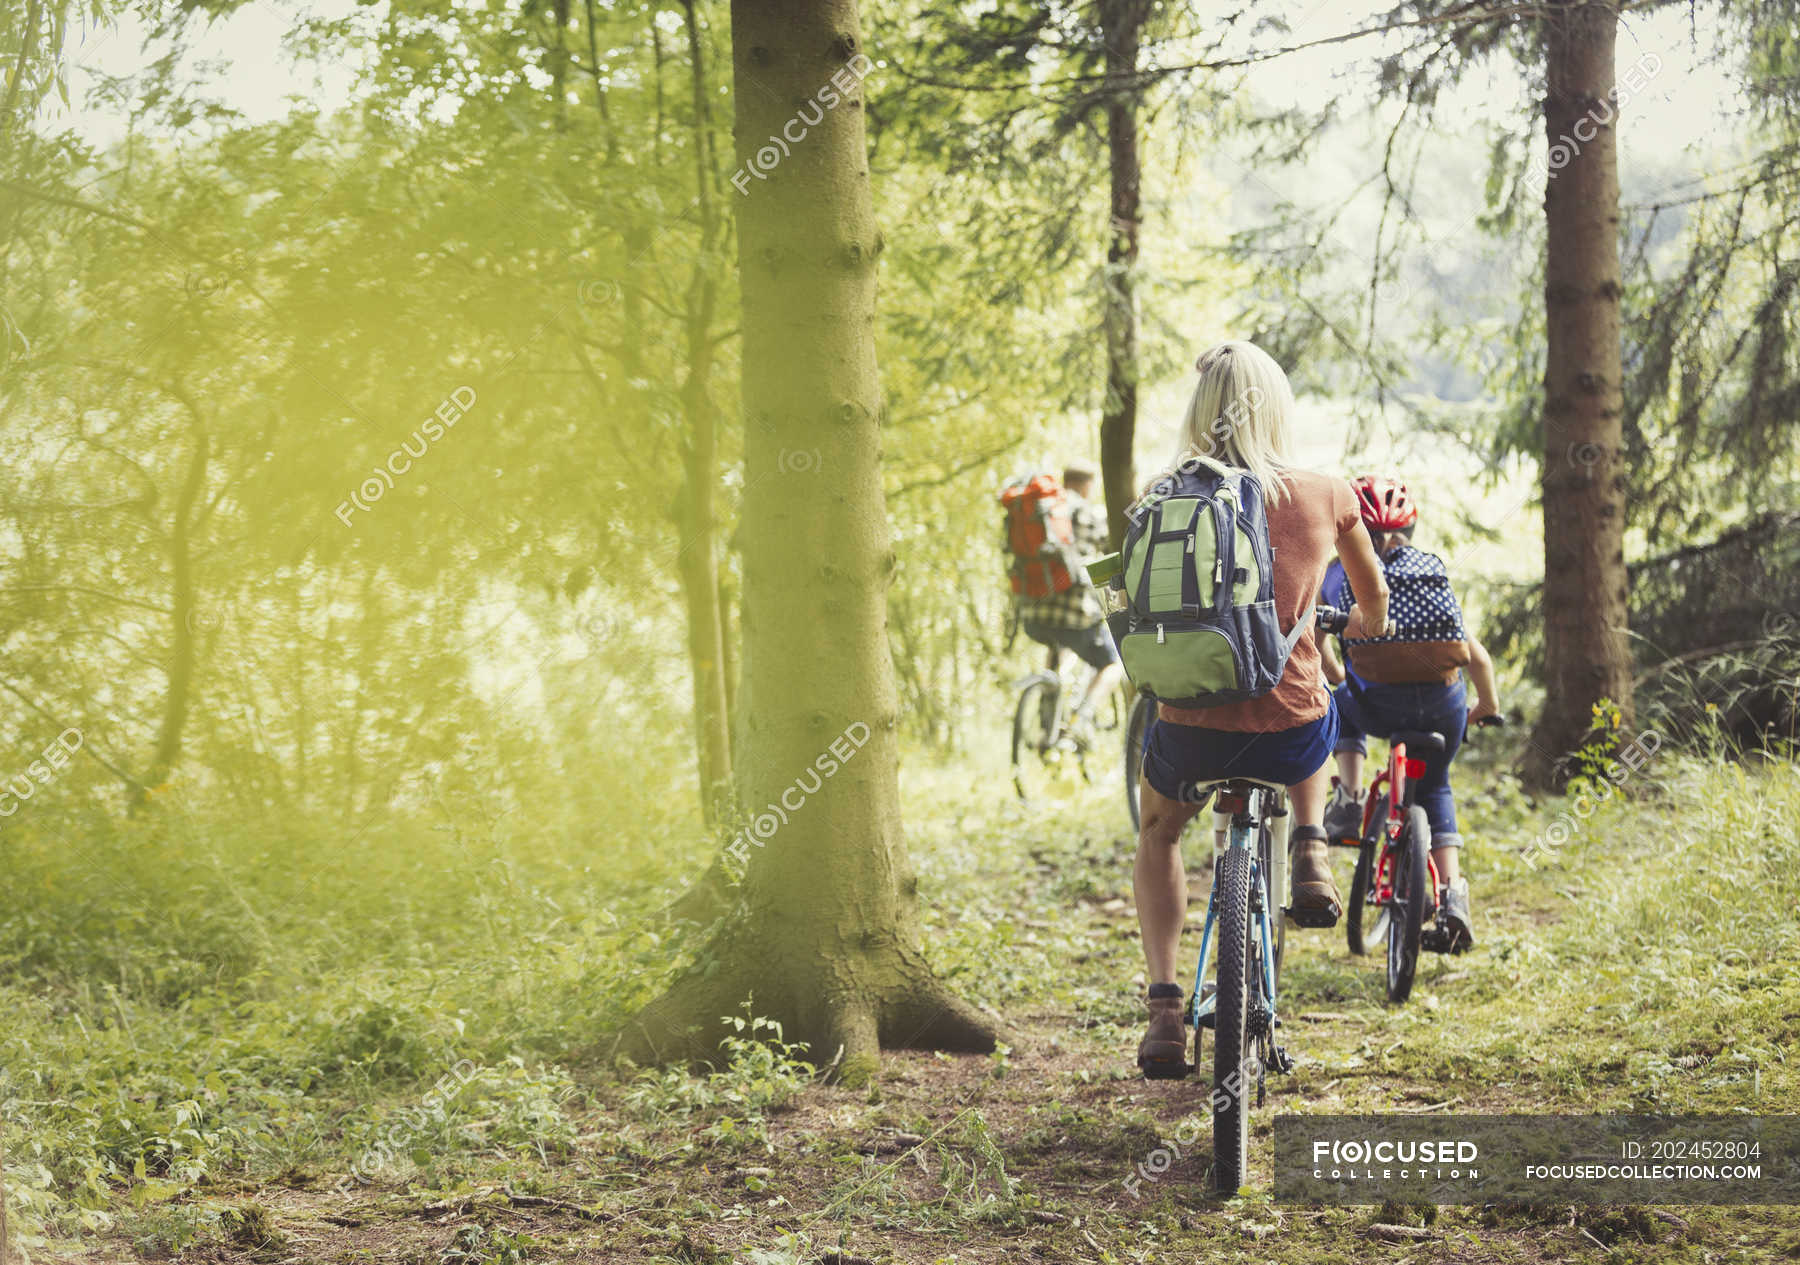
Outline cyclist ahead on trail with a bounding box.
[1000,460,1125,734]
[1120,340,1390,1079]
[1319,476,1502,953]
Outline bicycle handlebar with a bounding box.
[1315,605,1349,634]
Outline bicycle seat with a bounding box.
[1180,776,1287,814]
[1186,775,1288,797]
[1390,729,1445,754]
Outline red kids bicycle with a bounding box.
[1344,725,1444,1003]
[1316,610,1503,1002]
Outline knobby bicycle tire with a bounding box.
[1386,804,1430,1003]
[1211,845,1256,1195]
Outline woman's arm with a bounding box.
[1335,521,1389,641]
[1465,635,1501,723]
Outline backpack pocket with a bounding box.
[1120,620,1248,705]
[1126,497,1218,616]
[1232,519,1263,606]
[1232,599,1288,694]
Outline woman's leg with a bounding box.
[1135,769,1204,1078]
[1135,774,1203,985]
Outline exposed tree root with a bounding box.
[614,919,1008,1071]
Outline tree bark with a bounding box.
[143,413,210,798]
[1097,0,1149,549]
[1524,0,1635,790]
[619,0,1002,1075]
[676,0,733,821]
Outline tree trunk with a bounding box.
[619,0,1002,1076]
[581,0,618,162]
[143,419,210,798]
[1524,0,1634,790]
[1097,0,1148,549]
[676,0,733,822]
[550,0,571,130]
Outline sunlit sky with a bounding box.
[53,0,1745,170]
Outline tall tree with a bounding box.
[621,0,999,1071]
[1524,0,1633,786]
[671,0,735,820]
[1097,0,1151,548]
[880,0,1209,545]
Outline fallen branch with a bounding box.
[1366,1223,1434,1241]
[1397,1096,1465,1113]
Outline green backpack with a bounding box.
[1114,456,1310,707]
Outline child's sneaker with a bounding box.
[1439,877,1474,953]
[1323,780,1363,844]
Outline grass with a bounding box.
[2,711,1798,1262]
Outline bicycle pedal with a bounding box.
[1286,903,1342,929]
[1269,1046,1295,1074]
[1138,1054,1191,1081]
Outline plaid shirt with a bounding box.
[1018,494,1109,629]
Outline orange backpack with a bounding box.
[999,473,1080,599]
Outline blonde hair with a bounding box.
[1170,340,1298,505]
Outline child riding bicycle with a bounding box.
[1319,476,1502,953]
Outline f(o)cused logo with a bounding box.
[1566,441,1604,470]
[578,279,623,306]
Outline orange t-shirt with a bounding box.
[1158,469,1360,733]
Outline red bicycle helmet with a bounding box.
[1352,475,1418,531]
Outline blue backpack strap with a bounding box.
[1277,607,1312,658]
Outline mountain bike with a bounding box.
[1125,606,1345,1194]
[1010,651,1124,803]
[1342,710,1505,1002]
[1179,774,1294,1194]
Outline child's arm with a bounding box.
[1336,522,1390,640]
[1321,631,1346,685]
[1465,635,1500,723]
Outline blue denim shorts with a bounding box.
[1141,695,1339,804]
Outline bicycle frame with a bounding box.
[1358,743,1441,911]
[1186,787,1284,1031]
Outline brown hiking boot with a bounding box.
[1288,827,1343,928]
[1137,984,1189,1079]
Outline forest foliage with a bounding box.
[0,0,1797,1254]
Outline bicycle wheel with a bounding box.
[1347,794,1390,956]
[1124,693,1152,831]
[1385,805,1430,1004]
[1210,845,1256,1195]
[1011,676,1059,802]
